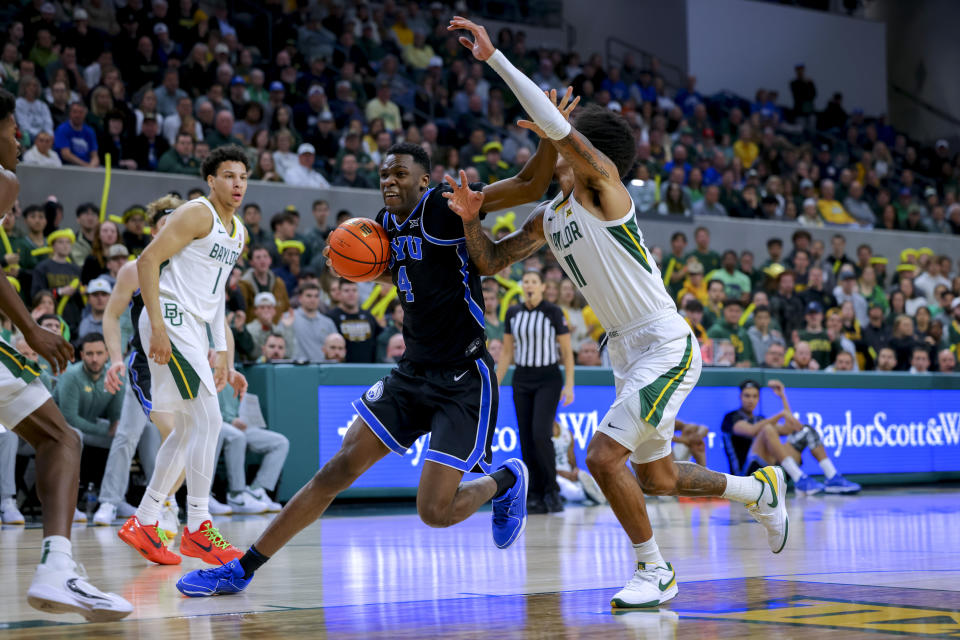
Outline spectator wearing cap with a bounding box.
[206,110,244,149]
[31,229,84,332]
[54,101,100,167]
[101,244,130,285]
[227,75,249,113]
[77,277,114,338]
[675,260,708,307]
[131,113,170,170]
[365,82,402,133]
[246,292,297,361]
[706,298,755,366]
[794,301,835,369]
[283,143,331,189]
[862,304,892,364]
[833,269,869,326]
[294,85,332,139]
[158,131,200,175]
[797,197,823,227]
[121,205,150,256]
[475,141,512,183]
[272,240,304,295]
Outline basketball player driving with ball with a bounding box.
[178,100,573,597]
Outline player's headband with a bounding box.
[739,380,760,392]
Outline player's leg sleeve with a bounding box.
[144,410,190,498]
[183,391,223,497]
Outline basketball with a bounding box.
[327,217,391,282]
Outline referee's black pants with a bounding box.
[512,366,563,502]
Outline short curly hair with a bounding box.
[201,144,250,180]
[146,194,184,225]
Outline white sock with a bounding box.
[780,456,805,482]
[186,495,211,531]
[135,487,166,525]
[41,535,73,570]
[632,536,666,568]
[818,458,837,479]
[721,473,764,504]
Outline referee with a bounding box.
[497,271,575,513]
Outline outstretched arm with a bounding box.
[444,171,547,275]
[480,138,557,213]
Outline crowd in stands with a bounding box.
[0,0,958,522]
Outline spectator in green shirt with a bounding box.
[793,301,835,369]
[157,132,201,175]
[706,298,755,366]
[52,333,122,449]
[707,250,753,303]
[685,226,720,274]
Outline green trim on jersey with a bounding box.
[168,342,201,400]
[639,335,693,427]
[0,342,42,383]
[607,219,653,273]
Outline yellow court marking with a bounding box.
[169,354,194,399]
[686,598,960,636]
[643,343,693,422]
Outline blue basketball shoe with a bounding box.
[823,473,861,494]
[176,559,252,597]
[491,458,528,549]
[794,475,825,496]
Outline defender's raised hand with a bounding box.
[443,170,485,223]
[448,16,495,61]
[517,87,580,138]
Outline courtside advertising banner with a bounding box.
[318,384,960,488]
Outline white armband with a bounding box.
[486,50,572,140]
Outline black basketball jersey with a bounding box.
[721,408,762,472]
[375,183,487,366]
[129,289,145,353]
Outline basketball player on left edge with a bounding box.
[117,145,248,566]
[0,88,132,620]
[177,127,567,596]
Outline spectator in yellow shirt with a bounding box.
[364,82,403,133]
[402,32,435,70]
[733,123,759,168]
[676,260,709,307]
[816,179,857,226]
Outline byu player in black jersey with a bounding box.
[178,138,563,596]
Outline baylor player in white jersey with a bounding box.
[118,145,250,568]
[447,17,791,610]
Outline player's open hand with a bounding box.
[213,352,228,392]
[25,325,74,374]
[448,17,494,61]
[105,360,125,394]
[442,170,484,222]
[228,369,247,399]
[517,87,580,138]
[149,324,172,365]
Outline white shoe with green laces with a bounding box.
[611,562,678,609]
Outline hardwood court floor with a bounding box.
[1,487,958,639]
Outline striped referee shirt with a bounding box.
[504,301,570,368]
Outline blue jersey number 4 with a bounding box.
[397,265,414,302]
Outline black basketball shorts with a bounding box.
[126,348,153,418]
[353,353,498,474]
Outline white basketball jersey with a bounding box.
[542,192,676,333]
[158,197,244,323]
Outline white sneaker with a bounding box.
[246,487,281,512]
[1,497,25,524]
[73,509,87,524]
[159,498,179,540]
[611,562,678,609]
[117,501,137,518]
[27,560,133,622]
[92,503,117,526]
[746,466,789,554]
[578,472,606,505]
[208,495,233,515]
[227,489,267,514]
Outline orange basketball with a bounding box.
[327,217,390,282]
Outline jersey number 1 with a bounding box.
[397,265,414,302]
[211,267,224,294]
[564,255,587,287]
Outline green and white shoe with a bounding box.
[746,466,789,554]
[611,562,678,609]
